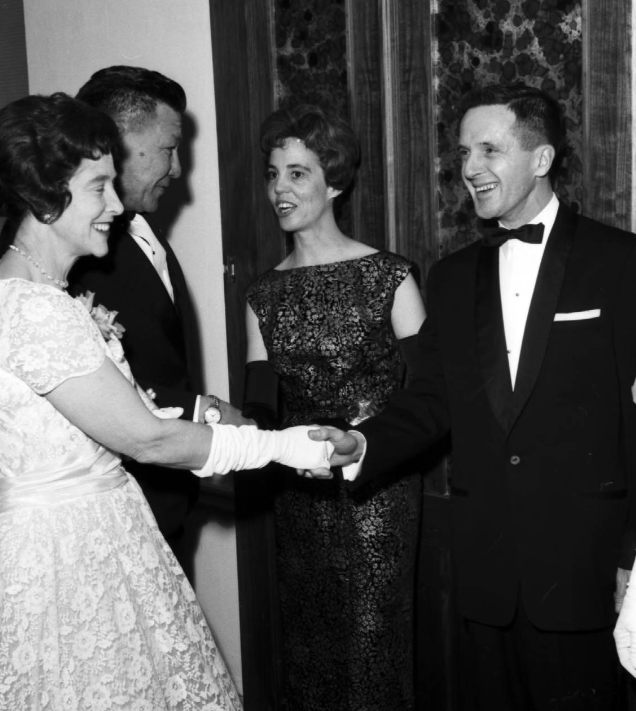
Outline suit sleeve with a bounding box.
[353,262,451,487]
[615,244,636,558]
[134,379,198,419]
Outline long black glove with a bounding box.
[242,360,280,430]
[399,334,420,385]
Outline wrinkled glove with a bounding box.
[194,424,334,477]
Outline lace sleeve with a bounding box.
[4,285,105,394]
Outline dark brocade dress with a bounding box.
[246,251,423,711]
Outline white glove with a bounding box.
[194,424,334,477]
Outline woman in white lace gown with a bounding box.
[0,94,333,711]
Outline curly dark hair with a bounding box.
[460,82,566,177]
[76,65,186,133]
[260,104,361,191]
[0,92,120,228]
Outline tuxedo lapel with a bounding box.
[124,231,178,312]
[162,238,188,313]
[156,233,192,345]
[475,243,513,431]
[143,217,186,310]
[509,205,576,427]
[145,217,198,384]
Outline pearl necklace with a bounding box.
[8,244,69,289]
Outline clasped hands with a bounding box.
[296,425,365,479]
[150,407,361,478]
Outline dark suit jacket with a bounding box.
[356,203,636,631]
[69,214,200,541]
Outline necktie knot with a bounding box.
[479,220,545,247]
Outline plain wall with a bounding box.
[22,0,242,692]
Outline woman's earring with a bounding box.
[42,213,54,224]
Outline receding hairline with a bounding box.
[461,102,552,152]
[114,100,182,136]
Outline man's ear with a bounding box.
[535,144,556,178]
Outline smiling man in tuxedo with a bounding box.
[70,66,252,564]
[312,83,636,710]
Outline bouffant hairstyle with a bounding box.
[0,93,120,227]
[460,82,566,177]
[259,104,361,192]
[76,65,186,133]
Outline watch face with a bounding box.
[204,406,222,424]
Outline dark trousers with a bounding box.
[461,603,620,711]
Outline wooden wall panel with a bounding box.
[0,0,29,109]
[582,0,632,228]
[384,0,438,281]
[346,0,386,249]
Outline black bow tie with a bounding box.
[479,220,545,248]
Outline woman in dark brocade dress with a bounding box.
[244,105,427,711]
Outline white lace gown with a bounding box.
[0,279,242,711]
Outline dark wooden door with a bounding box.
[208,2,289,708]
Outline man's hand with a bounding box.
[297,426,365,480]
[312,426,364,466]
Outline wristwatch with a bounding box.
[203,394,222,424]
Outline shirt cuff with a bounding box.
[341,431,367,481]
[194,394,202,423]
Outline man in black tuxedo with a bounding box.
[70,66,251,562]
[312,83,636,709]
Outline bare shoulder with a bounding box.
[348,241,379,259]
[275,253,295,270]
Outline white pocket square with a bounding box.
[554,309,601,322]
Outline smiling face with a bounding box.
[458,104,554,228]
[118,102,182,214]
[51,153,123,259]
[266,138,341,234]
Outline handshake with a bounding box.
[149,403,364,478]
[194,423,364,479]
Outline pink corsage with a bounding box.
[75,291,126,341]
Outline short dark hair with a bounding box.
[76,65,186,132]
[260,104,361,191]
[0,92,120,226]
[460,83,566,176]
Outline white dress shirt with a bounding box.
[499,192,559,388]
[128,214,175,302]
